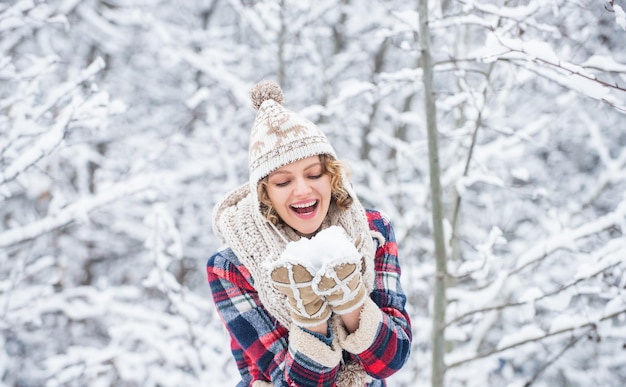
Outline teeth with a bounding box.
[291,200,316,208]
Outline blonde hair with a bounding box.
[257,154,353,225]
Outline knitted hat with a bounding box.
[248,80,336,188]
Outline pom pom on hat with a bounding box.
[250,80,284,111]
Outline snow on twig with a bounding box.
[482,33,626,112]
[32,57,105,121]
[0,163,209,248]
[179,48,249,107]
[514,198,626,273]
[611,4,626,30]
[446,306,626,369]
[0,57,106,189]
[445,204,626,328]
[0,105,71,187]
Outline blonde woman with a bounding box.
[207,81,412,386]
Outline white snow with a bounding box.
[519,287,543,303]
[185,87,211,109]
[273,226,361,274]
[497,324,545,350]
[510,167,530,182]
[582,55,626,72]
[447,272,507,315]
[549,314,576,333]
[471,2,540,19]
[390,10,418,31]
[562,73,609,100]
[445,325,468,341]
[455,173,505,196]
[522,40,559,63]
[615,5,626,30]
[539,289,573,312]
[333,80,376,104]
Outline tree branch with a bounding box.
[447,307,626,369]
[0,163,209,248]
[446,258,622,327]
[523,327,591,386]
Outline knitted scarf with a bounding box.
[212,183,376,385]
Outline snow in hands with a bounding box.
[264,227,365,314]
[282,226,361,274]
[271,226,362,276]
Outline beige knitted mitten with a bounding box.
[313,261,367,315]
[270,263,331,327]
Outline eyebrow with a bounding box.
[269,162,322,177]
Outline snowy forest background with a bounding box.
[2,0,626,386]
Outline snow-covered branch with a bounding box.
[446,236,624,327]
[0,163,209,248]
[143,204,207,377]
[446,306,626,369]
[0,57,106,192]
[483,34,626,112]
[0,106,71,188]
[32,57,106,121]
[606,1,626,30]
[514,199,626,273]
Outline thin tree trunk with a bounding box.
[417,1,448,386]
[361,38,390,161]
[277,0,286,87]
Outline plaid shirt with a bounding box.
[207,209,412,386]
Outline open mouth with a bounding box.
[290,200,318,215]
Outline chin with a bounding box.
[291,220,323,237]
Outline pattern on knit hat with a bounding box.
[247,80,336,189]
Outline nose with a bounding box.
[293,176,312,197]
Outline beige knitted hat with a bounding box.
[248,80,336,189]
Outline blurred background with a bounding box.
[1,0,625,386]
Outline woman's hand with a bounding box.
[269,262,331,330]
[313,262,367,318]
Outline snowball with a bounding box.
[275,226,361,273]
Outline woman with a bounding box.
[207,80,412,386]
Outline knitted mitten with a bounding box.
[270,262,331,327]
[309,228,367,315]
[313,260,367,315]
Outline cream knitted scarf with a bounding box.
[212,183,376,385]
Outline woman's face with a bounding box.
[265,156,332,237]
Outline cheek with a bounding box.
[317,176,333,198]
[265,186,284,208]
